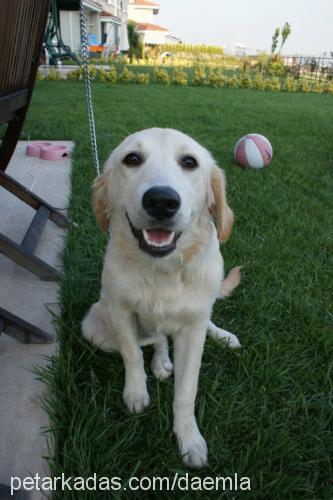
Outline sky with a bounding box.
[155,0,332,56]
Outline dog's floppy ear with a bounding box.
[209,165,234,242]
[92,175,111,232]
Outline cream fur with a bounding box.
[82,128,240,469]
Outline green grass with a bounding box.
[23,81,333,499]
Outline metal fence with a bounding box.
[283,55,333,80]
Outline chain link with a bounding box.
[79,0,101,177]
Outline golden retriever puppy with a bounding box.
[82,128,241,469]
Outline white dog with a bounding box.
[82,128,241,468]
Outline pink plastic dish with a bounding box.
[26,142,52,157]
[39,145,70,161]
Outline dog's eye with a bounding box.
[123,152,143,167]
[180,155,198,170]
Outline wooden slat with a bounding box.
[0,307,53,344]
[0,90,29,120]
[21,205,50,254]
[0,172,69,228]
[0,233,60,281]
[0,0,51,171]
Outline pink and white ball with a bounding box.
[234,134,273,169]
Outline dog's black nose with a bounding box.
[142,186,181,220]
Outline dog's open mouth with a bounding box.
[126,215,180,257]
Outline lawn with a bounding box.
[23,81,333,498]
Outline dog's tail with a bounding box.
[219,266,242,299]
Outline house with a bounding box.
[59,0,129,55]
[128,0,180,45]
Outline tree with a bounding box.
[280,22,291,52]
[127,22,143,62]
[271,28,280,54]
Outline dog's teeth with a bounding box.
[143,230,175,248]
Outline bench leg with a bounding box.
[0,307,54,344]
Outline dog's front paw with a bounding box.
[151,353,173,380]
[208,325,242,349]
[175,422,208,469]
[123,385,150,414]
[224,332,241,349]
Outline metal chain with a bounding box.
[79,0,101,177]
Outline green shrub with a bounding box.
[241,56,252,72]
[326,81,333,94]
[192,67,207,86]
[265,77,281,91]
[207,69,225,87]
[105,66,117,83]
[297,79,311,93]
[98,66,117,83]
[252,73,265,90]
[163,43,224,55]
[47,67,62,81]
[118,67,134,83]
[269,62,287,77]
[36,70,44,81]
[227,74,240,88]
[154,67,170,84]
[239,72,252,89]
[88,64,97,79]
[284,75,297,92]
[66,69,82,81]
[135,72,150,84]
[256,52,270,72]
[172,68,188,85]
[128,21,144,62]
[97,68,107,82]
[312,80,325,94]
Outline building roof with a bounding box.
[134,0,160,6]
[136,22,168,32]
[100,11,115,17]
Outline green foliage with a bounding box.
[66,69,81,81]
[88,64,97,79]
[36,70,44,81]
[284,75,297,92]
[239,72,252,89]
[135,72,150,84]
[265,77,281,91]
[172,68,188,85]
[252,73,266,90]
[207,69,226,87]
[241,57,252,72]
[270,61,287,77]
[127,22,143,62]
[118,67,134,83]
[97,67,117,84]
[271,22,291,54]
[297,79,311,93]
[311,80,325,94]
[192,67,207,86]
[154,67,170,84]
[256,52,270,72]
[326,81,333,94]
[271,27,280,54]
[227,74,240,88]
[163,43,224,55]
[47,67,61,81]
[280,22,291,51]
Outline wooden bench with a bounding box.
[0,0,69,343]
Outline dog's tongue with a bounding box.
[146,229,172,244]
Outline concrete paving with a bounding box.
[0,141,72,499]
